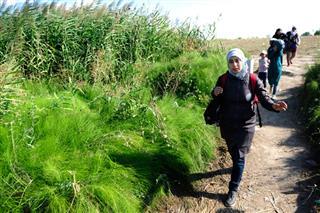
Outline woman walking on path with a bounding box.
[211,48,288,207]
[272,28,287,41]
[267,39,284,99]
[272,28,287,64]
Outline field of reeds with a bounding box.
[0,1,226,211]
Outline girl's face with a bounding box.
[228,56,242,73]
[260,53,266,59]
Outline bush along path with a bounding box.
[155,44,320,212]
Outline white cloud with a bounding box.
[140,0,320,38]
[3,0,319,38]
[3,0,26,5]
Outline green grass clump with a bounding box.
[303,62,320,148]
[155,96,218,174]
[146,51,226,103]
[0,83,142,212]
[0,79,219,211]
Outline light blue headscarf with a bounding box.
[226,48,248,80]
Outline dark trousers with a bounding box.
[272,85,278,95]
[258,72,267,88]
[228,147,246,192]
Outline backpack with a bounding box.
[286,31,299,44]
[204,72,262,127]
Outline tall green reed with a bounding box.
[0,0,214,82]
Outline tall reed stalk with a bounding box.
[0,0,214,82]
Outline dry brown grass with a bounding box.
[214,36,320,57]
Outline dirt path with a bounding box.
[156,40,320,212]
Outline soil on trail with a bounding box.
[155,36,320,213]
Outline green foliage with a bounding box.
[146,51,226,103]
[315,30,320,36]
[303,62,320,147]
[0,1,225,211]
[0,80,219,211]
[156,96,217,174]
[302,32,311,36]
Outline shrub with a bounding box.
[302,32,311,36]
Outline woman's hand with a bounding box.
[213,86,223,96]
[272,101,288,111]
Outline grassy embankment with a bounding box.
[302,40,320,209]
[0,1,226,211]
[303,61,320,153]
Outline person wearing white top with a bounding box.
[257,50,269,88]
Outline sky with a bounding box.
[3,0,320,39]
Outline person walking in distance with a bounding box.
[257,50,269,88]
[267,39,284,99]
[272,28,287,41]
[285,26,300,66]
[210,48,288,207]
[272,28,287,64]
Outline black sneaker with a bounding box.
[224,190,237,207]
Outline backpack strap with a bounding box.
[249,73,258,103]
[212,71,228,97]
[249,73,262,127]
[219,71,228,88]
[249,73,257,88]
[255,100,262,127]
